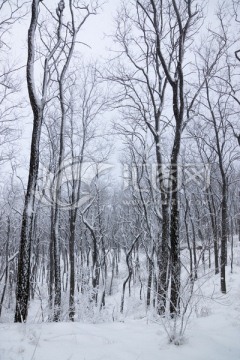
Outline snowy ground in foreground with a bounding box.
[0,266,240,360]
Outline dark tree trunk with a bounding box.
[231,217,234,274]
[0,217,10,318]
[147,254,154,307]
[48,206,55,316]
[53,211,61,322]
[15,0,43,323]
[189,203,198,280]
[120,235,139,313]
[184,199,193,281]
[207,187,219,274]
[155,143,170,315]
[69,209,76,321]
[169,183,181,316]
[220,182,227,294]
[169,118,182,316]
[108,252,115,296]
[239,191,240,243]
[157,202,169,314]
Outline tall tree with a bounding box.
[15,0,66,323]
[109,0,205,315]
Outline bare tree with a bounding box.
[15,0,70,323]
[109,0,208,315]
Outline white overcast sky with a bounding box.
[10,0,220,64]
[1,0,228,184]
[5,1,121,176]
[10,0,121,62]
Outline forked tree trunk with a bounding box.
[15,0,64,323]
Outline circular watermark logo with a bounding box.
[35,158,114,210]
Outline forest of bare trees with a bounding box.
[0,0,240,346]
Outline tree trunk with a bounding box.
[207,188,219,274]
[0,217,10,318]
[48,206,55,317]
[220,182,227,294]
[169,184,181,316]
[69,209,76,321]
[15,0,43,322]
[53,211,61,321]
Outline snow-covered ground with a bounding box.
[0,264,240,360]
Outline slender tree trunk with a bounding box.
[220,182,227,294]
[0,217,10,318]
[53,210,61,321]
[169,182,181,315]
[231,217,234,274]
[184,199,193,281]
[157,203,169,314]
[156,144,169,315]
[48,206,55,317]
[147,253,154,307]
[120,236,139,313]
[238,191,240,242]
[69,210,76,321]
[207,188,219,274]
[169,125,182,316]
[109,253,115,296]
[190,214,198,280]
[15,0,43,322]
